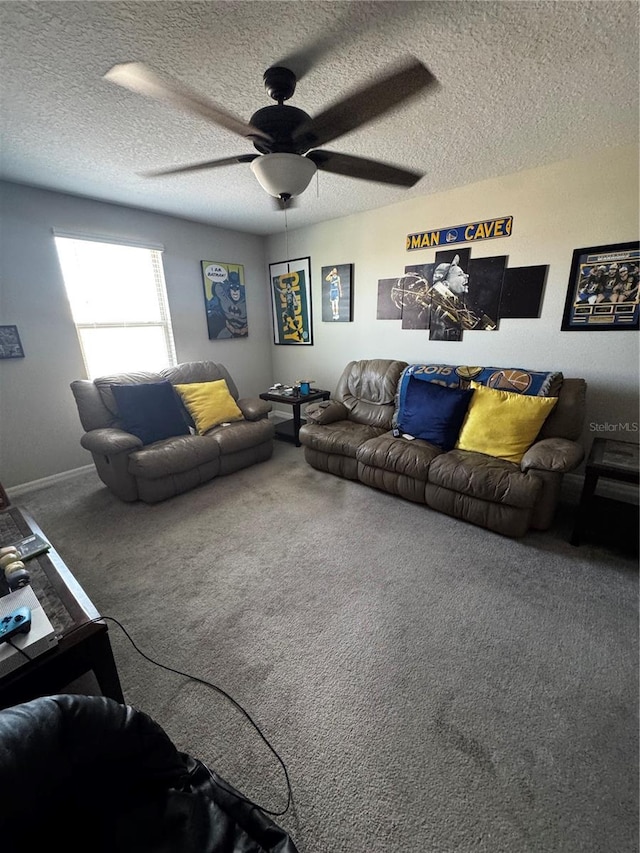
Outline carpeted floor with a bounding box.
[17,443,639,852]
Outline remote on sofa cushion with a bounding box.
[110,381,190,446]
[174,379,243,434]
[456,381,558,463]
[396,377,474,450]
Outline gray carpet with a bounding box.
[18,443,638,853]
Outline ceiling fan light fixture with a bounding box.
[250,153,317,199]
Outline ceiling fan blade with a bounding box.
[307,150,423,188]
[142,154,257,178]
[104,62,271,142]
[292,58,438,150]
[275,4,430,83]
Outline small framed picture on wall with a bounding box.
[0,325,25,359]
[321,264,353,322]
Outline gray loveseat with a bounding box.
[299,359,586,537]
[71,361,274,503]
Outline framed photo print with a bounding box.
[321,263,353,322]
[0,325,25,359]
[269,257,313,345]
[561,242,639,331]
[201,261,248,339]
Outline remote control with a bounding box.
[0,607,32,644]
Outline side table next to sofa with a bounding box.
[571,437,639,547]
[260,388,330,447]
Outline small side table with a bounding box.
[260,388,330,447]
[571,437,639,546]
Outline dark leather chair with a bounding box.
[0,694,298,852]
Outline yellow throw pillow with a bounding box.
[174,380,243,434]
[456,382,558,463]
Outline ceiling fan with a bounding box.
[104,58,438,206]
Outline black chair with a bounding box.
[0,693,299,852]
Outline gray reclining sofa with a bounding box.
[299,359,586,537]
[71,361,274,503]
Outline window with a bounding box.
[54,235,177,379]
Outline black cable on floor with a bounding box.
[65,614,293,817]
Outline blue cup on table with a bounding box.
[300,381,310,395]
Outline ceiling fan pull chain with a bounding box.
[284,204,289,258]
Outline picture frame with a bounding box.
[0,325,25,359]
[321,263,353,322]
[201,261,248,339]
[269,257,313,345]
[561,242,639,331]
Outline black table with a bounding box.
[260,388,331,446]
[0,506,124,709]
[571,438,639,546]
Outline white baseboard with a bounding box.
[7,465,94,499]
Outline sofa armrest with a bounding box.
[237,397,272,421]
[80,428,143,456]
[305,400,348,425]
[520,438,584,473]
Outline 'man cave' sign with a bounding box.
[406,216,513,251]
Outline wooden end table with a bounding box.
[570,437,639,546]
[260,388,331,447]
[0,506,124,710]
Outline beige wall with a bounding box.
[266,145,639,447]
[0,183,270,488]
[2,145,637,489]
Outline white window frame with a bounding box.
[53,232,177,379]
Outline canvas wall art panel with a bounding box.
[499,266,548,318]
[376,278,402,320]
[321,264,353,322]
[201,261,248,339]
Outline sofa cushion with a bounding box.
[456,383,558,463]
[110,381,190,446]
[205,417,274,454]
[395,377,473,450]
[357,433,444,482]
[428,449,543,509]
[128,434,221,479]
[299,421,387,458]
[174,380,244,434]
[335,359,407,428]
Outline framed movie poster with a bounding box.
[561,242,639,331]
[269,257,313,345]
[321,264,353,322]
[201,261,248,339]
[0,325,24,359]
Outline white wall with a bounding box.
[266,145,639,446]
[0,182,271,488]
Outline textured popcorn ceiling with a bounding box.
[0,1,637,236]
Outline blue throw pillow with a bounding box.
[110,381,190,445]
[396,377,474,450]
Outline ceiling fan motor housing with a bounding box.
[263,66,297,103]
[249,105,312,154]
